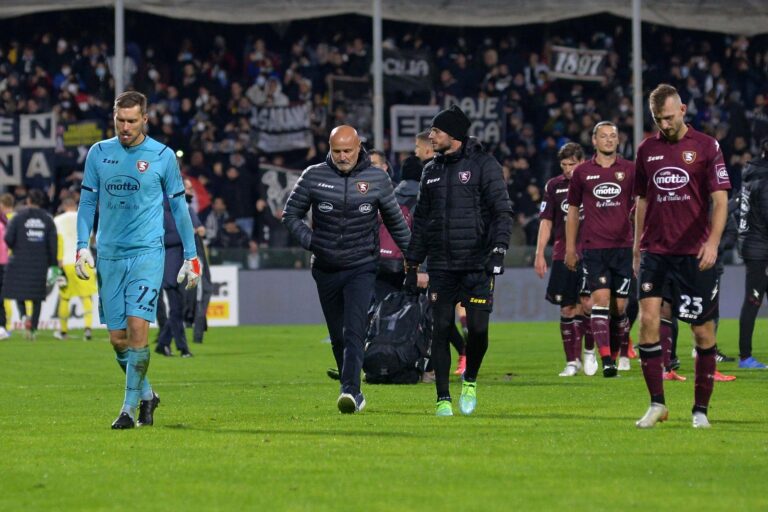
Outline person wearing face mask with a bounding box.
[283,125,410,414]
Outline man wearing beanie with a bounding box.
[405,105,513,416]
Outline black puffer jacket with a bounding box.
[283,149,410,270]
[738,157,768,260]
[406,138,513,271]
[3,207,57,300]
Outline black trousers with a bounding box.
[312,262,376,396]
[157,286,190,352]
[739,259,768,358]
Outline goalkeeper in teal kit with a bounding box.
[76,91,201,429]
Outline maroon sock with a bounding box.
[560,317,575,362]
[570,317,582,361]
[639,342,665,404]
[612,314,630,357]
[694,345,717,413]
[660,319,673,370]
[582,314,595,350]
[591,306,611,358]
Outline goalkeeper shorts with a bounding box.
[96,246,165,330]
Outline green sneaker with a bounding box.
[459,381,477,415]
[435,399,453,416]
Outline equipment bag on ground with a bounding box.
[363,291,431,384]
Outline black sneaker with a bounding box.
[180,350,194,358]
[155,345,173,357]
[716,350,735,363]
[111,412,135,429]
[138,393,160,427]
[669,358,681,371]
[326,367,340,381]
[603,364,618,378]
[84,328,92,341]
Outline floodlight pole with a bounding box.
[115,0,125,96]
[372,0,384,150]
[632,0,643,155]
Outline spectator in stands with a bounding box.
[211,216,250,250]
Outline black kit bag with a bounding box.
[363,291,431,384]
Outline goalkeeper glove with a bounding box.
[486,246,506,275]
[177,256,202,289]
[75,248,95,280]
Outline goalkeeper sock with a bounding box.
[123,348,151,413]
[115,347,153,400]
[82,296,93,328]
[58,298,70,333]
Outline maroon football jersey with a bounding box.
[634,126,731,255]
[540,174,571,260]
[567,156,635,250]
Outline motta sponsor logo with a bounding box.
[593,182,621,200]
[318,201,333,213]
[560,199,569,213]
[105,175,141,197]
[652,167,689,191]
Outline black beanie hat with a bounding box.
[400,155,423,182]
[431,104,471,141]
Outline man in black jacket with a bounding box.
[737,138,768,369]
[283,125,410,414]
[405,105,513,417]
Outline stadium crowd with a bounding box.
[0,12,767,254]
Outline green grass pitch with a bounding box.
[1,320,766,511]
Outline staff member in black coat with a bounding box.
[2,189,57,339]
[737,138,768,369]
[405,105,513,417]
[155,192,202,358]
[283,125,410,414]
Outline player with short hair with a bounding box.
[54,197,96,341]
[535,142,598,376]
[633,84,730,428]
[565,121,636,377]
[77,90,200,429]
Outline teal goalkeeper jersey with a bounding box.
[77,135,196,260]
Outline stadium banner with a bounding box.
[259,163,300,217]
[0,112,57,186]
[60,119,104,148]
[549,45,608,82]
[252,103,313,153]
[207,265,239,326]
[383,48,434,93]
[443,96,506,145]
[390,104,439,152]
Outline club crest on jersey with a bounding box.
[356,182,369,194]
[682,151,696,164]
[615,171,625,181]
[136,160,150,173]
[458,170,471,184]
[641,282,653,292]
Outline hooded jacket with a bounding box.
[406,138,513,271]
[738,156,768,260]
[283,149,410,270]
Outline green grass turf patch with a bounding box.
[0,320,766,511]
